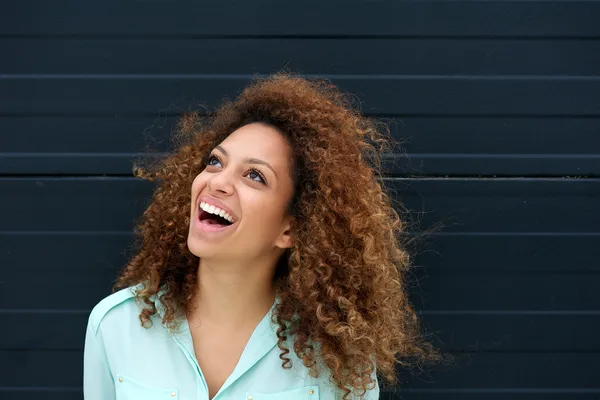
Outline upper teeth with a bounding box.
[200,202,234,223]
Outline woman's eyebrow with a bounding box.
[245,158,278,178]
[215,145,278,178]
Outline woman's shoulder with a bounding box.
[87,286,139,336]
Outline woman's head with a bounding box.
[187,122,296,266]
[116,73,440,398]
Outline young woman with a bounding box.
[83,73,439,399]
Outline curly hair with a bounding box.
[115,72,441,398]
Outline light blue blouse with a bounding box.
[83,286,380,400]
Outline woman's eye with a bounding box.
[247,169,266,184]
[205,155,265,184]
[206,155,221,167]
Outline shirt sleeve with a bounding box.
[83,314,116,400]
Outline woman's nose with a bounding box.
[207,170,234,194]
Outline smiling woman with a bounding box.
[83,73,442,400]
[187,123,298,266]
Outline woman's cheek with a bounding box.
[192,174,206,194]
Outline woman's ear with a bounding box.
[275,216,295,249]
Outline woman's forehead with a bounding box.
[219,123,292,164]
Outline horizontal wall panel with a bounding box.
[3,150,599,177]
[2,351,599,389]
[422,314,600,352]
[0,390,80,400]
[397,352,600,389]
[3,311,598,353]
[0,116,171,175]
[0,117,175,153]
[1,1,599,37]
[5,38,600,75]
[408,273,600,311]
[2,117,599,176]
[4,117,599,155]
[0,278,114,310]
[0,313,88,351]
[389,154,600,177]
[0,234,133,279]
[3,77,600,116]
[381,392,600,400]
[1,269,597,311]
[388,117,600,176]
[413,234,600,273]
[389,178,600,233]
[1,351,83,387]
[0,178,154,231]
[1,178,598,233]
[0,153,150,175]
[398,353,600,389]
[392,117,600,155]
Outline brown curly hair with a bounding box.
[115,73,441,398]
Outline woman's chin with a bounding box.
[187,237,218,259]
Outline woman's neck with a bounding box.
[190,257,276,329]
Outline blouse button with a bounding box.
[118,377,123,383]
[309,389,315,395]
[171,392,177,397]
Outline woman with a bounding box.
[83,73,439,399]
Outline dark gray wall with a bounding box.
[1,1,599,399]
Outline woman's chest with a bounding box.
[190,327,253,399]
[112,347,324,400]
[107,321,333,400]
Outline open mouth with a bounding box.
[199,209,234,227]
[195,200,237,233]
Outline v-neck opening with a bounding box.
[172,298,280,399]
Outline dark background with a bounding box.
[1,1,600,399]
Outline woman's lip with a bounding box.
[195,217,234,232]
[194,206,238,233]
[193,214,236,233]
[198,195,238,222]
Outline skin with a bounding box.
[185,122,296,398]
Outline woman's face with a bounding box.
[187,122,295,264]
